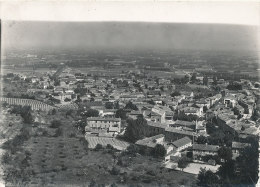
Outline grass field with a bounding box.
[1,109,197,186]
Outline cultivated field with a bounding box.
[86,136,129,150]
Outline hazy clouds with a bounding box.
[3,21,259,52]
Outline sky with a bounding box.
[2,21,259,52]
[1,1,259,52]
[0,1,259,25]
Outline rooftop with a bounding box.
[165,127,197,136]
[171,137,192,148]
[193,144,219,152]
[87,117,121,122]
[135,134,165,148]
[147,121,168,129]
[174,120,196,127]
[232,142,251,149]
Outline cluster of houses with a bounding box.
[2,65,259,168]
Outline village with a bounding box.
[0,54,259,186]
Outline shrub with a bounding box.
[126,144,140,155]
[50,120,62,128]
[69,133,76,138]
[178,156,190,171]
[54,127,63,137]
[2,152,12,164]
[94,144,103,151]
[110,166,120,175]
[151,144,166,158]
[106,144,114,150]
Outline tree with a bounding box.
[51,109,57,115]
[126,144,140,155]
[114,101,120,109]
[124,101,138,111]
[203,106,208,113]
[105,102,114,109]
[74,87,88,96]
[94,144,103,151]
[197,168,219,187]
[110,183,118,187]
[89,179,96,187]
[115,109,127,120]
[171,91,181,97]
[233,107,240,116]
[82,109,99,118]
[50,120,62,128]
[20,106,34,124]
[213,76,217,85]
[217,147,232,162]
[79,137,89,151]
[190,73,197,82]
[197,136,208,144]
[64,98,71,102]
[75,95,82,103]
[203,76,208,86]
[54,127,63,137]
[124,117,147,143]
[65,109,73,118]
[217,160,236,182]
[244,108,249,114]
[2,102,8,108]
[147,100,155,105]
[110,166,120,175]
[235,137,259,184]
[178,156,190,171]
[226,82,242,90]
[6,92,13,98]
[251,109,259,121]
[152,144,166,158]
[54,79,60,86]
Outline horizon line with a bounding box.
[3,20,259,27]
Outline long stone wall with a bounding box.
[0,97,56,111]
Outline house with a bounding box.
[196,99,211,109]
[151,105,173,123]
[135,134,165,150]
[165,111,174,121]
[193,144,219,159]
[235,104,245,115]
[209,94,222,107]
[165,127,197,142]
[165,136,193,161]
[144,110,162,123]
[180,106,202,117]
[170,136,192,152]
[128,110,143,119]
[216,114,239,135]
[86,117,121,133]
[224,95,237,108]
[170,120,196,130]
[196,121,207,135]
[136,134,174,155]
[232,142,250,155]
[101,109,117,118]
[54,87,64,94]
[145,121,167,137]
